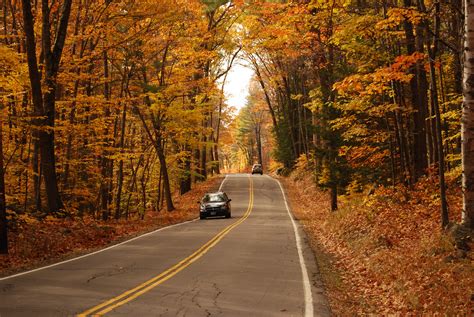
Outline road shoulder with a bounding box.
[273,175,332,317]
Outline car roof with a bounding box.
[205,191,226,195]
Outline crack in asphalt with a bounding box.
[1,283,13,292]
[210,282,223,315]
[176,280,223,317]
[85,263,136,284]
[189,283,204,314]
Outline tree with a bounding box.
[462,0,474,229]
[21,0,73,214]
[0,108,7,254]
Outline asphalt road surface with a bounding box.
[0,174,330,317]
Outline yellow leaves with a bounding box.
[0,45,28,98]
[304,88,324,112]
[308,0,351,11]
[17,214,39,225]
[291,94,303,101]
[242,1,312,59]
[377,7,426,30]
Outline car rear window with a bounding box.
[203,193,226,203]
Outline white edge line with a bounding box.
[0,219,197,281]
[0,175,230,282]
[218,174,228,191]
[274,176,314,317]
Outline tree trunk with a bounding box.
[0,110,8,254]
[156,165,162,211]
[256,124,263,165]
[462,0,474,229]
[39,129,64,213]
[213,144,220,175]
[33,136,41,211]
[114,102,127,220]
[330,181,338,212]
[423,0,449,227]
[100,51,115,221]
[403,0,428,181]
[201,134,208,180]
[156,138,174,212]
[453,0,464,95]
[21,0,73,214]
[179,148,192,195]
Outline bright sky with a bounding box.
[223,60,254,115]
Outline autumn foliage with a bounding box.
[1,0,473,313]
[283,167,473,315]
[0,0,241,255]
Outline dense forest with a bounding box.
[233,1,461,212]
[0,0,243,251]
[1,0,473,273]
[1,0,473,313]
[230,0,474,228]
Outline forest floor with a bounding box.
[282,170,474,315]
[0,176,222,278]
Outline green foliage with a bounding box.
[202,0,230,13]
[272,121,294,167]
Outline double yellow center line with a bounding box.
[78,176,254,316]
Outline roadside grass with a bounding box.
[281,171,474,315]
[0,176,222,277]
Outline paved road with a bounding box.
[0,174,330,316]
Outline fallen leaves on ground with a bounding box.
[282,171,474,315]
[0,176,222,277]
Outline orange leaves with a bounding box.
[334,52,425,97]
[392,52,426,72]
[283,173,472,315]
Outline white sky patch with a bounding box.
[223,60,254,115]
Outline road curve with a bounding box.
[0,174,330,316]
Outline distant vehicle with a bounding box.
[199,192,231,220]
[251,164,263,175]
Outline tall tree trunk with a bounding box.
[114,102,127,219]
[424,0,449,227]
[134,96,175,212]
[100,51,114,221]
[62,0,84,188]
[256,124,263,165]
[453,0,464,95]
[462,0,474,229]
[213,144,220,175]
[33,136,41,211]
[403,0,428,181]
[156,165,162,211]
[156,138,174,212]
[21,0,73,214]
[179,147,192,195]
[201,134,208,179]
[0,110,8,254]
[39,128,63,213]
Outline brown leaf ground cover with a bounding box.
[0,176,222,277]
[281,170,474,315]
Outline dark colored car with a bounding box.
[251,164,263,175]
[199,192,232,219]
